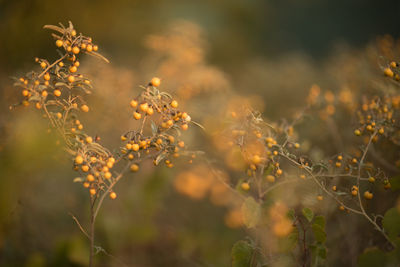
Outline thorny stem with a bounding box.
[356,131,396,248]
[38,54,67,78]
[280,133,396,248]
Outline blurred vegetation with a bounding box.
[1,0,400,266]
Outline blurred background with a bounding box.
[1,0,400,266]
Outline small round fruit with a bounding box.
[69,66,77,73]
[86,44,93,52]
[130,164,139,172]
[75,155,84,164]
[104,172,112,179]
[40,62,47,69]
[133,112,142,120]
[81,105,89,112]
[354,129,361,136]
[384,68,394,78]
[241,182,250,191]
[72,46,80,54]
[68,75,75,83]
[86,136,93,143]
[55,39,64,47]
[150,77,161,87]
[266,175,275,183]
[109,192,117,199]
[170,100,178,108]
[368,177,375,183]
[130,100,138,108]
[317,195,323,201]
[364,191,373,200]
[89,188,96,195]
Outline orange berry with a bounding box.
[80,105,89,112]
[53,89,62,97]
[75,155,84,165]
[104,172,112,179]
[93,45,98,51]
[87,174,95,182]
[150,77,161,87]
[89,188,96,195]
[81,165,89,172]
[85,136,93,143]
[170,100,178,108]
[133,112,142,120]
[72,46,80,54]
[132,143,139,151]
[68,75,75,83]
[69,66,77,73]
[266,175,275,183]
[140,102,149,112]
[181,124,188,131]
[83,182,90,188]
[22,90,29,96]
[40,62,47,69]
[147,107,154,115]
[43,73,50,81]
[86,44,93,52]
[130,100,138,108]
[317,195,323,201]
[109,192,117,199]
[41,90,48,97]
[241,182,250,191]
[130,164,139,172]
[55,39,64,47]
[384,67,394,78]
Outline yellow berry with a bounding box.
[368,177,375,183]
[109,192,117,200]
[317,195,323,201]
[86,136,93,143]
[354,129,361,136]
[81,165,89,172]
[89,188,96,195]
[40,62,47,69]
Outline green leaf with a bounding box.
[231,240,253,267]
[312,224,326,243]
[358,247,387,267]
[241,197,261,228]
[287,209,295,220]
[313,216,325,229]
[302,208,314,222]
[383,208,400,240]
